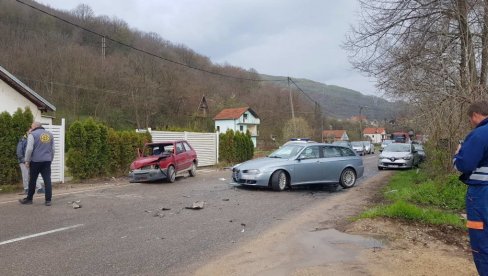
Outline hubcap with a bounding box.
[343,170,355,186]
[170,169,175,181]
[279,173,287,190]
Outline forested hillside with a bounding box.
[0,0,399,146]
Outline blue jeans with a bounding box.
[26,161,52,202]
[467,185,488,276]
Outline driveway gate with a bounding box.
[150,131,219,167]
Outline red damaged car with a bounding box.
[129,140,198,183]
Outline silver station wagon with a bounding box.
[231,142,364,191]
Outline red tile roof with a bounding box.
[214,107,250,120]
[363,127,386,135]
[322,130,346,139]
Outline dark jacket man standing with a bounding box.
[454,101,488,276]
[19,122,55,206]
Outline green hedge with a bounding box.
[0,108,33,185]
[219,129,254,163]
[66,118,151,179]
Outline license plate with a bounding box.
[389,165,399,168]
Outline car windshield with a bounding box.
[382,140,393,145]
[384,143,411,152]
[269,144,304,159]
[146,143,174,156]
[351,142,363,146]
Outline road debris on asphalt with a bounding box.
[185,201,205,209]
[222,198,230,201]
[67,200,82,209]
[161,207,171,211]
[153,212,165,218]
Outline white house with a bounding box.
[214,107,260,147]
[363,127,387,143]
[0,65,56,124]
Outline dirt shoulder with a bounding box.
[195,172,476,276]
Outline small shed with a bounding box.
[322,130,349,142]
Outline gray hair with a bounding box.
[32,121,42,128]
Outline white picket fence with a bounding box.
[150,131,219,167]
[37,118,65,184]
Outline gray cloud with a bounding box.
[36,0,378,95]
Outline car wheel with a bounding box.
[189,162,197,177]
[271,170,288,191]
[339,168,356,189]
[378,166,383,170]
[167,166,176,183]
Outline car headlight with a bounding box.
[402,155,412,160]
[379,155,385,159]
[243,169,260,174]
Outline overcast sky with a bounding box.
[35,0,378,96]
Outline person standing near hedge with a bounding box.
[16,128,43,195]
[19,122,54,206]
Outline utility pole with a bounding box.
[102,36,106,59]
[288,77,296,135]
[288,77,295,120]
[321,88,325,142]
[359,105,368,140]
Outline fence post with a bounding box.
[60,118,65,183]
[216,131,219,163]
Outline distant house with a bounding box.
[0,65,55,124]
[214,107,260,147]
[322,130,349,142]
[363,127,386,143]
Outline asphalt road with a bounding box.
[0,154,380,276]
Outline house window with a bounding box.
[240,126,244,132]
[216,126,220,132]
[243,113,248,120]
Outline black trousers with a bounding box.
[27,161,52,201]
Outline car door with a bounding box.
[320,146,347,182]
[174,142,189,172]
[293,145,323,184]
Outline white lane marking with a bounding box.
[363,155,378,160]
[0,184,132,205]
[0,224,84,246]
[197,169,216,173]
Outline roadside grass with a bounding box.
[360,200,465,228]
[360,170,466,229]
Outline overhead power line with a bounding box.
[15,0,285,83]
